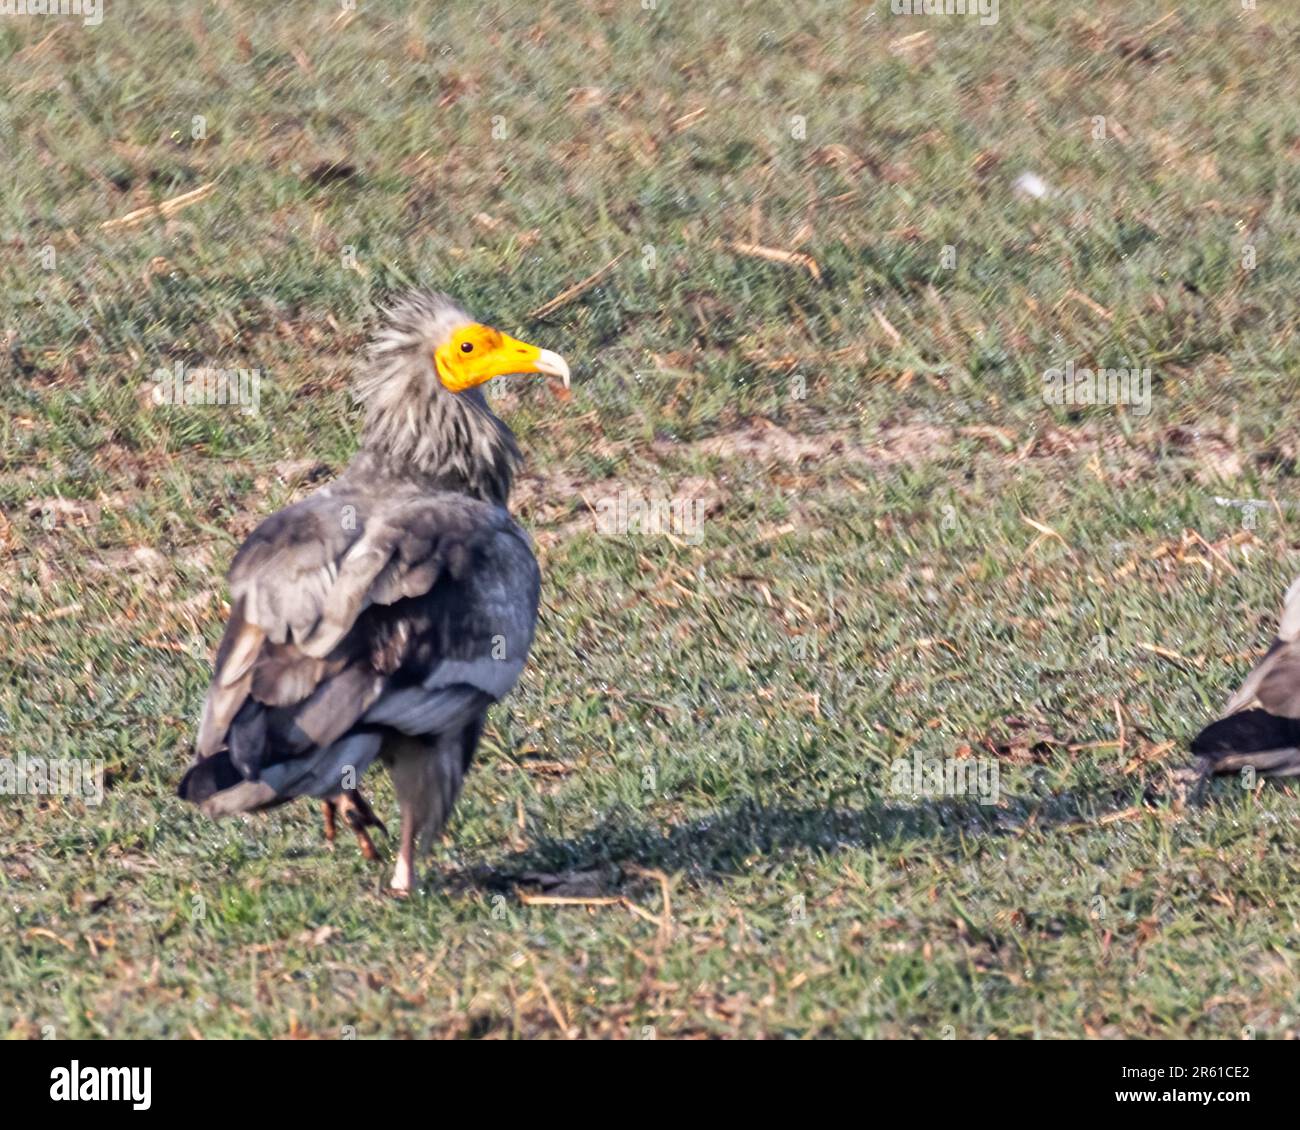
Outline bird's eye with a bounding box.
[460,342,473,353]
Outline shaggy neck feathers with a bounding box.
[350,293,521,506]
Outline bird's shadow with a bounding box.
[451,779,1176,898]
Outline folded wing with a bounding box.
[180,485,540,813]
[1190,577,1300,777]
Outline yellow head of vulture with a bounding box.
[434,322,570,394]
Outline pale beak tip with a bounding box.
[536,349,571,389]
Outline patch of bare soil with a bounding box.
[661,418,952,468]
[513,419,956,548]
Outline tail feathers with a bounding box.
[177,749,281,814]
[178,727,385,817]
[177,749,241,804]
[1190,708,1300,778]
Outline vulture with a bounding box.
[178,292,570,893]
[1190,577,1300,780]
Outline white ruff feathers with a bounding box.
[350,292,521,504]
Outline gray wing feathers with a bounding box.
[258,731,385,800]
[1224,576,1300,717]
[362,527,539,733]
[190,486,539,806]
[1190,575,1300,780]
[1275,575,1300,639]
[364,684,493,739]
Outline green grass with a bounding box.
[3,0,1300,1038]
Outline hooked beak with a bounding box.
[533,348,571,389]
[437,327,571,393]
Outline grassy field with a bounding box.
[3,0,1300,1038]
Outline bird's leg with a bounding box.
[337,788,387,862]
[321,798,338,845]
[383,730,469,896]
[384,737,428,896]
[390,807,417,897]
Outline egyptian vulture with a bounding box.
[178,292,570,893]
[1190,577,1300,780]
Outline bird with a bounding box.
[1189,576,1300,782]
[177,291,570,894]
